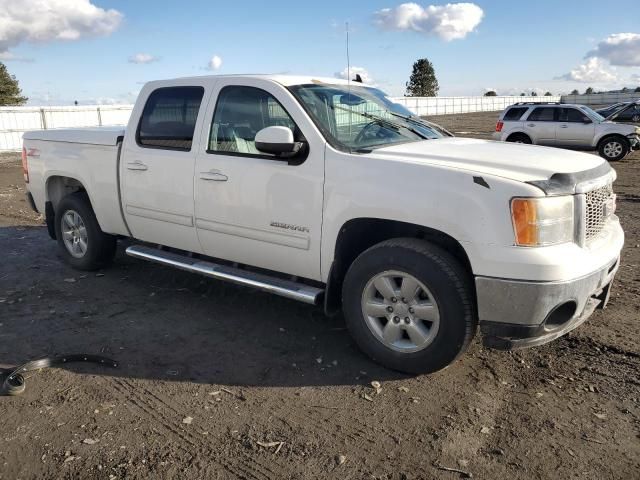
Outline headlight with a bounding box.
[511,196,574,246]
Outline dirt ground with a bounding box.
[1,114,639,480]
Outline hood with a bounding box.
[368,137,605,183]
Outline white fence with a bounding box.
[390,95,561,116]
[559,92,640,107]
[0,105,133,151]
[0,95,565,151]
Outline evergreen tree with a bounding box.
[585,87,594,94]
[405,58,439,97]
[0,62,28,106]
[484,90,497,96]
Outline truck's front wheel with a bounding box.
[54,192,117,271]
[342,238,476,374]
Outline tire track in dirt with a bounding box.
[106,377,280,480]
[105,378,258,480]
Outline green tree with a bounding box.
[520,92,526,96]
[544,91,553,96]
[635,86,640,93]
[570,89,579,95]
[621,87,629,93]
[531,91,538,96]
[405,58,439,97]
[484,90,497,96]
[585,87,594,94]
[0,62,27,105]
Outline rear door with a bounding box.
[524,107,558,145]
[120,82,209,253]
[193,78,326,280]
[556,107,595,147]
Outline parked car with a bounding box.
[595,102,630,119]
[22,75,624,374]
[606,100,640,123]
[494,102,640,161]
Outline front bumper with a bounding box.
[477,256,619,350]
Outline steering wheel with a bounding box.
[354,121,391,146]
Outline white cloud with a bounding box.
[208,55,223,70]
[586,33,640,67]
[559,58,618,84]
[0,51,34,62]
[128,53,159,64]
[0,0,123,55]
[335,66,374,84]
[373,2,483,41]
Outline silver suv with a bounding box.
[493,102,640,161]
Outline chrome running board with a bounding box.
[126,245,323,305]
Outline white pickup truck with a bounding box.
[22,75,624,374]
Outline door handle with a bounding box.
[527,123,535,127]
[126,162,148,171]
[199,171,228,182]
[559,125,568,128]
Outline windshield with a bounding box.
[579,105,605,122]
[288,83,449,152]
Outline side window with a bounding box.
[527,107,556,122]
[137,86,205,151]
[559,108,589,123]
[503,107,527,121]
[208,86,303,157]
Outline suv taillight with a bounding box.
[21,146,29,183]
[495,121,504,132]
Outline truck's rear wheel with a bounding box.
[54,192,117,270]
[342,238,476,374]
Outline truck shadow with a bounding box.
[0,226,409,389]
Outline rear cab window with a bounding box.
[503,107,528,121]
[137,86,205,151]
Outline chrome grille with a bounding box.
[585,183,614,241]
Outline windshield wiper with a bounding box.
[332,105,428,139]
[387,111,453,136]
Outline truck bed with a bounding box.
[22,126,129,237]
[23,126,125,146]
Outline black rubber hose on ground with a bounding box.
[0,355,118,396]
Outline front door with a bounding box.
[121,83,209,253]
[556,107,595,147]
[194,79,325,280]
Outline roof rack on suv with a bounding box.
[512,102,561,106]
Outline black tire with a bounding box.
[342,238,476,374]
[598,136,629,162]
[506,133,532,144]
[54,192,117,270]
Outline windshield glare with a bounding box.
[288,84,447,151]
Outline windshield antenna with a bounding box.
[346,21,352,140]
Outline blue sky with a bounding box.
[2,0,640,105]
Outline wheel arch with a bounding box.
[324,217,474,316]
[596,133,629,148]
[45,175,96,240]
[506,131,531,142]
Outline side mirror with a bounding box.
[255,126,304,157]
